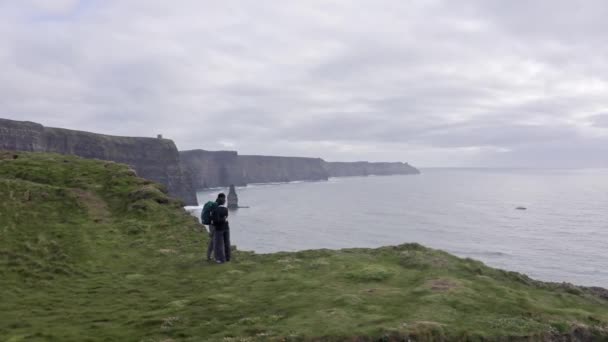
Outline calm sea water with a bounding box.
[188,169,608,287]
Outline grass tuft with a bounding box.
[346,265,394,282]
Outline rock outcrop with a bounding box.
[0,119,46,151]
[227,185,238,209]
[323,161,420,177]
[0,118,197,205]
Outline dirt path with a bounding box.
[69,189,110,223]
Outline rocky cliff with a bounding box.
[323,161,420,177]
[0,119,46,150]
[180,149,420,191]
[180,150,329,187]
[239,155,329,184]
[179,149,246,189]
[0,118,197,205]
[1,118,420,199]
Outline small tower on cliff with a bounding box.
[227,184,239,209]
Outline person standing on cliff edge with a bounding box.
[211,201,231,264]
[201,193,226,261]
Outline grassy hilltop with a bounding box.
[1,152,608,341]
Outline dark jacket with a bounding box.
[211,206,229,230]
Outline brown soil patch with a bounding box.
[69,189,110,223]
[427,278,461,292]
[0,151,19,160]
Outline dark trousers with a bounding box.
[213,229,231,263]
[206,225,215,260]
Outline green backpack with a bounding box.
[201,201,218,225]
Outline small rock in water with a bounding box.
[516,206,527,210]
[227,184,239,209]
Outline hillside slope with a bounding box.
[1,152,607,341]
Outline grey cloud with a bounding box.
[591,113,608,128]
[417,123,580,148]
[1,0,608,166]
[473,136,608,168]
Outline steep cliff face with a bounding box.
[180,151,420,191]
[324,161,420,177]
[322,161,369,177]
[179,149,245,189]
[0,119,45,151]
[0,118,421,202]
[180,151,330,188]
[0,118,197,205]
[239,155,329,184]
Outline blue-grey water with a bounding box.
[188,169,608,287]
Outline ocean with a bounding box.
[188,168,608,287]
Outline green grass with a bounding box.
[1,151,607,341]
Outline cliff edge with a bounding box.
[0,118,197,205]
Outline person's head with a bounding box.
[216,193,226,205]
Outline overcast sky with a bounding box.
[1,0,607,167]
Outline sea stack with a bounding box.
[227,184,238,209]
